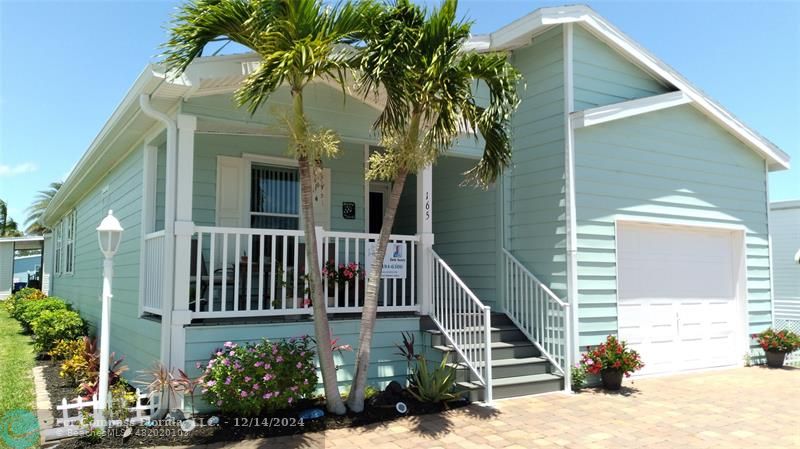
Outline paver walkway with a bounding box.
[159,366,800,449]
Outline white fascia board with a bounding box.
[770,200,800,211]
[490,6,587,49]
[571,91,692,128]
[484,5,791,171]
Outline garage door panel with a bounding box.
[616,223,741,376]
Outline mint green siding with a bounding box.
[573,25,673,110]
[432,157,498,305]
[507,26,568,296]
[183,86,378,231]
[50,148,161,375]
[573,104,772,346]
[190,133,367,232]
[184,317,420,409]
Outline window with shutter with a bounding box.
[249,164,300,230]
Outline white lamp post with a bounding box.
[96,210,123,426]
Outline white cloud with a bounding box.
[0,162,38,176]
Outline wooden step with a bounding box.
[458,373,564,401]
[447,356,551,380]
[425,324,526,345]
[432,340,540,360]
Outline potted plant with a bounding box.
[753,328,800,368]
[580,335,644,390]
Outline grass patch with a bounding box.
[0,308,37,415]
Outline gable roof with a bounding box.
[468,5,790,171]
[43,4,790,225]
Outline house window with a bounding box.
[64,210,76,275]
[250,164,300,229]
[54,221,62,275]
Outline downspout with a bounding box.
[563,23,579,390]
[139,93,177,415]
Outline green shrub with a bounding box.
[30,309,86,353]
[201,338,317,416]
[408,354,459,403]
[571,364,587,392]
[19,297,69,328]
[5,287,46,320]
[49,338,84,361]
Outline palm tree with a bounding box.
[346,0,521,411]
[25,182,62,235]
[0,200,23,237]
[162,0,377,415]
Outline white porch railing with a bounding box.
[142,231,166,314]
[178,226,419,319]
[429,249,493,404]
[502,249,571,379]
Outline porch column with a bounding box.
[170,113,197,374]
[416,164,434,315]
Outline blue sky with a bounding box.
[0,1,798,229]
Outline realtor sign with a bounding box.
[365,242,407,279]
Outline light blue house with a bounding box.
[41,5,790,403]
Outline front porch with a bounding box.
[137,86,438,323]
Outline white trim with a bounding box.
[474,5,790,171]
[242,155,302,230]
[562,23,580,369]
[614,215,748,232]
[63,210,76,276]
[571,91,692,128]
[765,160,776,327]
[241,153,299,168]
[613,219,750,375]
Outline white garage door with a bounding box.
[617,223,743,376]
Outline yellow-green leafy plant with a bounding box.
[49,338,84,361]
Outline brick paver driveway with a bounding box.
[166,366,800,449]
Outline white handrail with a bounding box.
[186,226,419,318]
[429,249,493,404]
[502,248,572,388]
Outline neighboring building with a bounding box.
[770,201,800,323]
[40,5,791,404]
[0,236,47,298]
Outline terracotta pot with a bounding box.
[765,350,786,368]
[600,368,624,390]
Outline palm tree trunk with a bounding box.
[292,89,346,415]
[347,168,409,412]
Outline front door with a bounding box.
[369,183,390,234]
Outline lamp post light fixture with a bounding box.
[96,210,123,426]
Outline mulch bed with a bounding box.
[37,362,469,448]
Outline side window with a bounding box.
[64,210,76,275]
[54,220,62,275]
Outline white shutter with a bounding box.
[216,156,244,227]
[313,168,332,230]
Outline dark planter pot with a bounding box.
[765,350,787,368]
[600,369,624,390]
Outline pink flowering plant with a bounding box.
[200,337,317,416]
[580,335,644,377]
[322,260,364,284]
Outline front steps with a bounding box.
[425,313,564,401]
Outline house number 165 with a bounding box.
[425,192,431,221]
